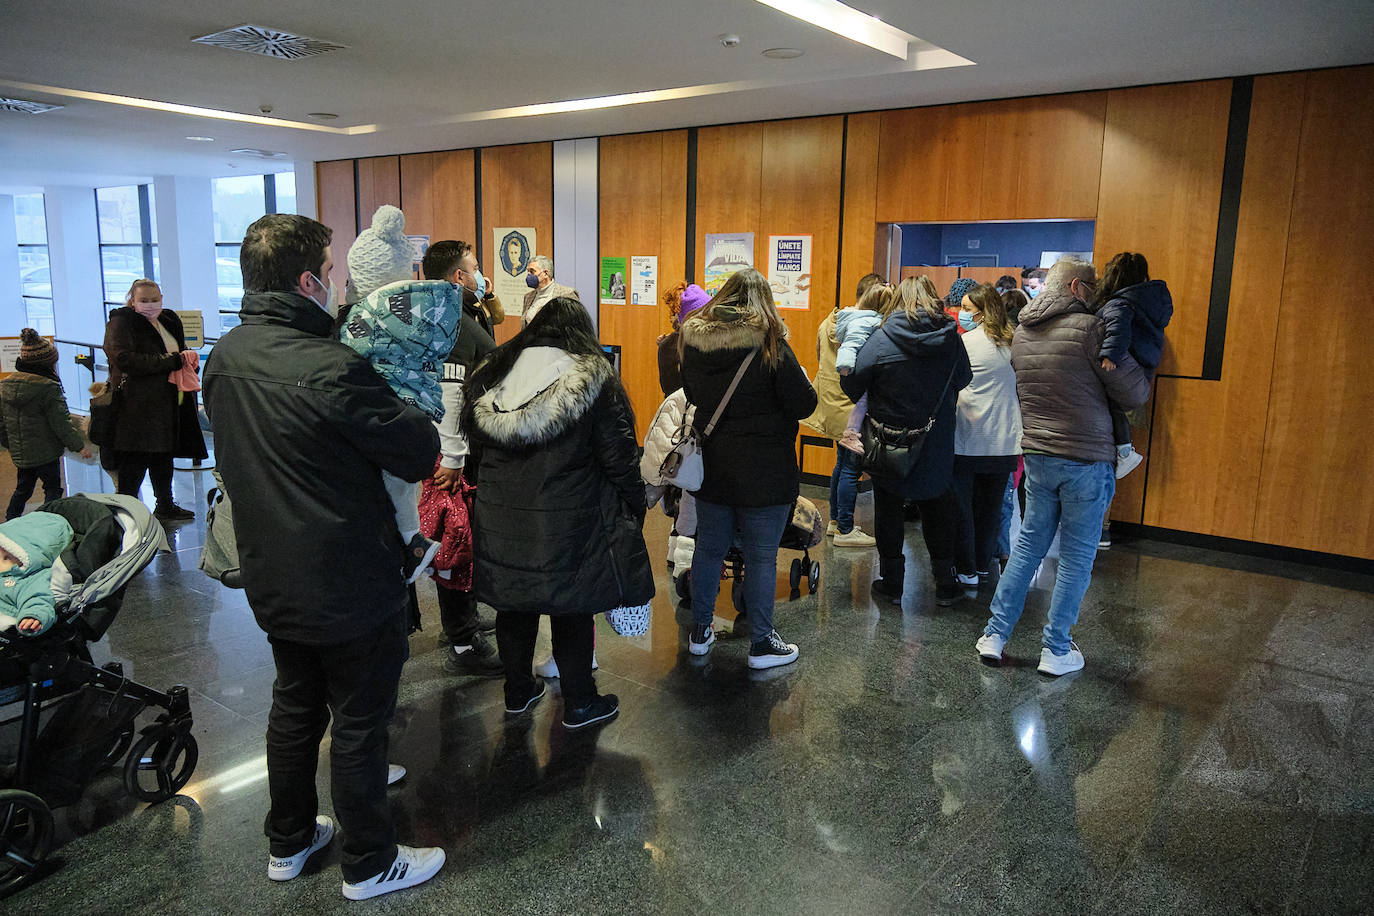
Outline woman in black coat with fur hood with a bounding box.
[463,297,650,730]
[679,268,817,671]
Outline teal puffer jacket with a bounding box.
[0,373,86,468]
[0,511,74,634]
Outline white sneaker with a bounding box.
[825,520,838,537]
[832,527,876,548]
[688,624,716,656]
[267,815,334,881]
[976,633,1007,661]
[1115,449,1144,479]
[387,763,406,786]
[957,573,980,587]
[533,654,599,679]
[1038,642,1085,676]
[341,844,446,901]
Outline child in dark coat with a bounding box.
[0,329,91,519]
[1095,252,1173,479]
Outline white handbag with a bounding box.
[658,349,757,492]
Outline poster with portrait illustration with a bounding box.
[600,257,627,305]
[703,233,754,296]
[767,235,812,309]
[492,227,536,306]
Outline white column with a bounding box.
[44,186,105,346]
[292,163,317,219]
[553,138,599,331]
[152,175,218,338]
[0,195,23,334]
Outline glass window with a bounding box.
[96,186,142,243]
[14,194,47,244]
[211,172,296,337]
[14,194,53,334]
[96,184,157,315]
[274,172,297,215]
[23,299,55,337]
[212,175,268,243]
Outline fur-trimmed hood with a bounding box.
[680,310,778,353]
[471,347,616,448]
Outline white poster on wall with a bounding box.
[630,256,658,306]
[767,234,812,309]
[492,227,537,308]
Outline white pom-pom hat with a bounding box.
[347,205,413,299]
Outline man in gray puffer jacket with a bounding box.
[975,258,1151,676]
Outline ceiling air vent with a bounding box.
[0,97,64,114]
[229,148,290,160]
[192,24,346,60]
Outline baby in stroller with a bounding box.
[0,512,77,635]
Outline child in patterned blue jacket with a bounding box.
[833,283,893,454]
[340,206,464,583]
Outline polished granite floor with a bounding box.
[3,454,1372,915]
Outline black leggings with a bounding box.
[872,481,959,575]
[117,451,174,503]
[495,612,596,707]
[1110,403,1132,447]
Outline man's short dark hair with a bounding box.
[856,273,885,299]
[240,214,332,294]
[421,240,471,281]
[1021,266,1047,280]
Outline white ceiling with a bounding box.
[1,0,1371,190]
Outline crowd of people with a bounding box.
[0,196,1173,899]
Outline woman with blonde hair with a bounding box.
[951,283,1022,587]
[102,278,206,520]
[679,268,816,669]
[841,274,971,607]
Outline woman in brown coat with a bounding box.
[102,279,206,520]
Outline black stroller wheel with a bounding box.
[675,571,691,601]
[0,789,54,897]
[123,727,199,803]
[808,560,820,595]
[788,558,802,600]
[102,725,136,770]
[730,577,746,613]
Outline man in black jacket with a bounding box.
[203,214,445,900]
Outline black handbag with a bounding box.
[87,380,122,449]
[860,363,958,481]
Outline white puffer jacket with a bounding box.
[640,388,695,484]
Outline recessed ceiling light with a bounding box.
[751,0,914,59]
[306,112,338,121]
[185,135,215,142]
[762,47,804,59]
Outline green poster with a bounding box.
[600,256,627,305]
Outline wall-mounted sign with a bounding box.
[630,255,657,306]
[492,227,536,307]
[176,311,205,349]
[600,257,627,305]
[0,337,26,375]
[703,233,754,296]
[768,235,812,310]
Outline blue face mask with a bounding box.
[1026,286,1041,299]
[526,272,541,289]
[957,310,979,332]
[472,270,487,299]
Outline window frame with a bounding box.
[95,183,158,320]
[212,173,292,336]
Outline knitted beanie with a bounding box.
[18,328,57,366]
[347,205,413,299]
[947,277,978,309]
[678,284,710,322]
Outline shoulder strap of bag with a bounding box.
[921,356,960,428]
[702,348,758,438]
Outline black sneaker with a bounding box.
[402,533,441,585]
[154,502,195,521]
[445,632,504,677]
[935,580,964,606]
[871,578,902,605]
[747,630,799,669]
[563,694,620,729]
[504,681,546,716]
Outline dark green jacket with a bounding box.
[0,373,85,468]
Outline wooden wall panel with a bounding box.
[839,113,881,307]
[355,156,401,227]
[1005,92,1107,219]
[399,149,476,248]
[1144,73,1306,539]
[598,131,688,438]
[480,142,553,343]
[694,123,763,278]
[876,104,984,222]
[1253,65,1374,558]
[1094,80,1231,379]
[314,159,356,293]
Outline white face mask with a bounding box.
[307,272,338,317]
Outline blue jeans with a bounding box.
[997,473,1016,557]
[690,499,791,643]
[829,446,862,534]
[983,454,1115,655]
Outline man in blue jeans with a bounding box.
[975,258,1150,675]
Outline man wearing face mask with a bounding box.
[974,258,1149,678]
[522,254,579,327]
[203,214,446,900]
[1021,267,1047,299]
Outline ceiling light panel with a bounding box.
[751,0,914,59]
[0,97,63,114]
[192,24,347,60]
